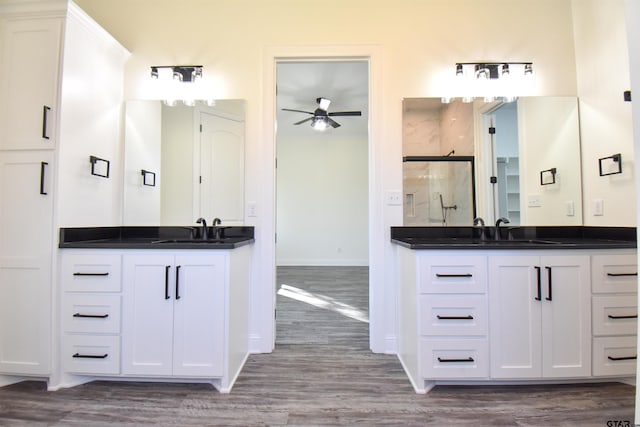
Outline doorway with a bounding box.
[274,60,370,344]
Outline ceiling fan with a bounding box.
[282,97,362,130]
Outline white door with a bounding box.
[541,255,591,377]
[173,254,226,377]
[199,112,244,223]
[0,17,62,150]
[489,255,541,378]
[0,151,53,374]
[122,254,175,376]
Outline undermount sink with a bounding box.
[474,239,562,245]
[151,239,228,244]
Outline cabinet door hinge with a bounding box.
[488,126,496,134]
[200,124,203,132]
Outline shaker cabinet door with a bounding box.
[0,17,62,150]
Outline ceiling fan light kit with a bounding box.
[282,97,362,131]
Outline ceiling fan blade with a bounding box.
[328,118,341,128]
[293,117,314,125]
[282,108,314,115]
[328,111,362,117]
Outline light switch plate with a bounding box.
[385,191,402,206]
[247,201,257,217]
[528,194,542,207]
[593,199,604,216]
[566,201,575,217]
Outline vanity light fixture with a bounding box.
[455,62,533,80]
[150,65,203,83]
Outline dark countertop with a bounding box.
[59,226,255,250]
[391,226,637,250]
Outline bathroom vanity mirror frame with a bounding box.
[123,99,246,226]
[403,97,583,226]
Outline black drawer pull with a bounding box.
[607,355,637,361]
[607,272,638,277]
[73,313,109,319]
[73,272,109,277]
[437,357,474,363]
[72,353,108,359]
[40,161,48,195]
[608,314,638,319]
[437,315,474,320]
[42,105,51,139]
[435,273,472,278]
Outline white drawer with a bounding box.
[63,294,121,334]
[420,295,487,336]
[420,338,489,379]
[592,254,637,294]
[592,295,637,336]
[593,336,637,377]
[419,256,486,294]
[62,254,122,292]
[62,334,120,375]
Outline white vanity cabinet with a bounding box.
[58,245,252,393]
[591,252,638,377]
[122,252,225,378]
[488,253,591,378]
[396,245,633,394]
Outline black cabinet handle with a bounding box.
[534,266,541,301]
[72,353,108,359]
[40,161,48,195]
[607,272,638,277]
[175,265,181,300]
[437,357,474,363]
[545,266,552,301]
[435,273,472,278]
[164,265,171,300]
[437,315,474,320]
[73,313,109,319]
[42,105,51,139]
[608,355,637,361]
[73,272,109,277]
[608,314,638,319]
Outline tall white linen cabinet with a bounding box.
[0,0,128,387]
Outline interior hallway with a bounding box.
[0,266,634,426]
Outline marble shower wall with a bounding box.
[402,98,475,226]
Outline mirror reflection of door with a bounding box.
[483,103,520,225]
[199,111,245,224]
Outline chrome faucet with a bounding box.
[494,217,510,240]
[196,217,208,240]
[211,217,222,239]
[473,217,486,240]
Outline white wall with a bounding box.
[72,0,600,353]
[276,131,368,266]
[572,0,635,226]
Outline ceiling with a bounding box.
[276,61,369,137]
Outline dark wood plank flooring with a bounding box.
[0,266,634,426]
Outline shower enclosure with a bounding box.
[403,156,476,226]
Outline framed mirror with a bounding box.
[402,97,583,226]
[123,99,245,226]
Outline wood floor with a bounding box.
[0,266,635,426]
